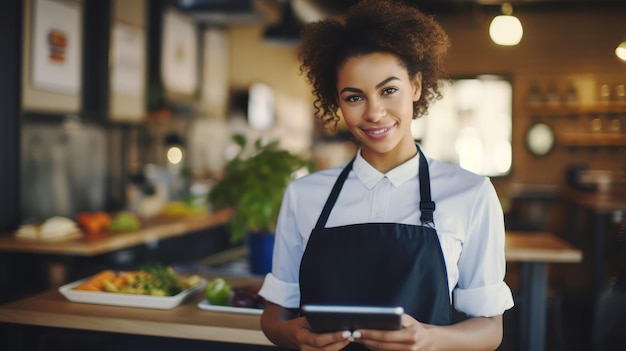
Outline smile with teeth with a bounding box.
[363,124,395,138]
[370,127,390,134]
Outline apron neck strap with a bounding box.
[314,158,355,230]
[418,148,435,226]
[314,144,435,230]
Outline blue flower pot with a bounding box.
[246,232,275,275]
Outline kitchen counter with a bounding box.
[0,231,581,351]
[0,275,274,350]
[0,209,233,256]
[0,209,236,304]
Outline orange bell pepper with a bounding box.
[76,211,112,236]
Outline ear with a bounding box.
[411,72,423,101]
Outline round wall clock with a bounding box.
[525,122,555,156]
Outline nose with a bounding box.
[364,98,386,122]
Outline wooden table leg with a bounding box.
[519,261,547,351]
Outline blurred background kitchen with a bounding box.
[0,0,625,350]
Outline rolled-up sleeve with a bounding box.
[454,179,514,317]
[454,281,513,317]
[258,273,301,308]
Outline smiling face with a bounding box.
[337,52,422,172]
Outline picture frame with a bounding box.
[30,0,82,95]
[161,8,198,100]
[109,21,146,122]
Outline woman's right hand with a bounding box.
[261,301,352,350]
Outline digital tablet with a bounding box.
[301,304,404,333]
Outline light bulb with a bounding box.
[616,41,626,61]
[490,15,523,46]
[167,146,183,165]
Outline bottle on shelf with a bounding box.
[527,81,543,107]
[616,84,626,103]
[599,84,611,103]
[563,81,579,107]
[545,81,560,107]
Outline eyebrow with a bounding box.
[339,76,401,94]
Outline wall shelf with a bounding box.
[525,102,626,117]
[525,102,626,147]
[560,132,626,147]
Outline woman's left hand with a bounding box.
[352,314,432,351]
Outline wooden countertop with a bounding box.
[505,231,583,263]
[0,209,233,256]
[0,231,581,347]
[0,275,272,346]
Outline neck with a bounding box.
[361,141,418,173]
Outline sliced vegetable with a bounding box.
[72,266,201,297]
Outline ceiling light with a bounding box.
[489,3,523,46]
[616,41,626,61]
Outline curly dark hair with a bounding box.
[299,0,451,129]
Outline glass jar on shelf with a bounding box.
[589,113,603,133]
[608,114,622,133]
[616,84,626,103]
[598,84,611,103]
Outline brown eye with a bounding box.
[382,87,398,95]
[345,95,363,102]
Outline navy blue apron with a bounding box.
[299,149,452,349]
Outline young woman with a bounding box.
[258,1,514,350]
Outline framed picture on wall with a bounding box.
[30,0,82,95]
[161,8,198,99]
[201,27,229,117]
[109,21,146,122]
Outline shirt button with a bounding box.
[382,178,389,184]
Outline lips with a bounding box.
[362,124,396,140]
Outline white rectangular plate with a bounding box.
[59,275,206,310]
[198,299,263,315]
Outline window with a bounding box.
[412,75,512,177]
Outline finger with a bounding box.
[401,313,418,328]
[354,338,407,351]
[302,330,353,349]
[352,328,413,346]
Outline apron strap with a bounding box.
[314,158,355,230]
[418,149,435,227]
[314,145,435,229]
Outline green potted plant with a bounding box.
[209,134,314,275]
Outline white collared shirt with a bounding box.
[258,149,514,318]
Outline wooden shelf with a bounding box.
[525,102,626,116]
[0,208,234,256]
[560,132,626,146]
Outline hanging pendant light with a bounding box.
[616,40,626,61]
[489,3,523,46]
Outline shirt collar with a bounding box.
[353,149,420,189]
